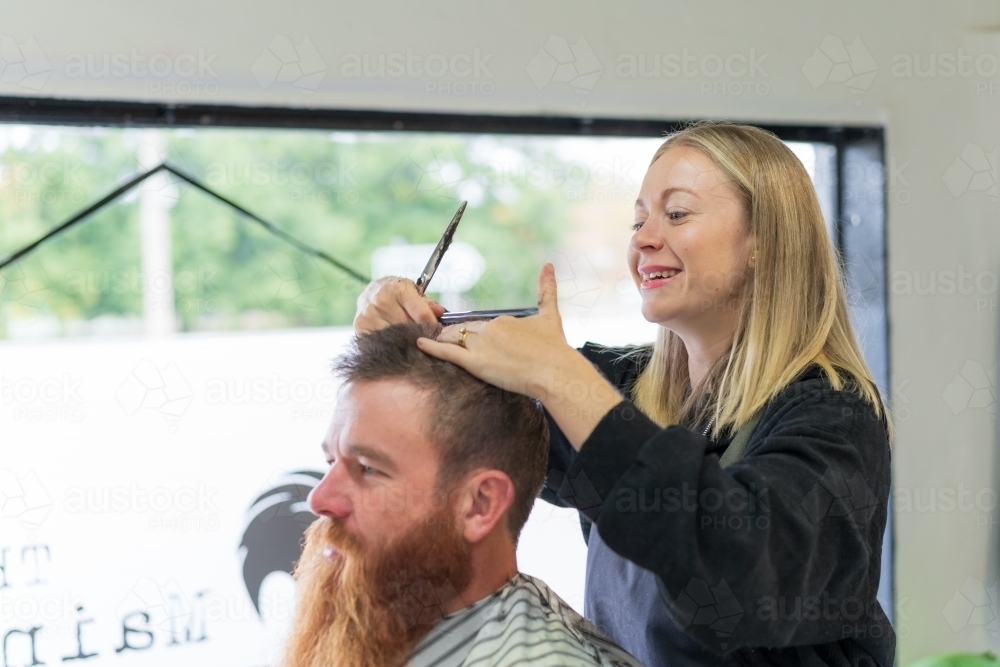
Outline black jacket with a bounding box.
[541,343,894,667]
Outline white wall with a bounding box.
[3,1,1000,662]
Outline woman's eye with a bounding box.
[668,210,687,221]
[630,221,644,232]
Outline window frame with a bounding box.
[0,94,893,621]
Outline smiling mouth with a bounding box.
[639,269,681,289]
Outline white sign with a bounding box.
[370,242,486,294]
[0,327,587,667]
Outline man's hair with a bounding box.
[333,322,549,543]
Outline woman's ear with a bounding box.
[456,470,515,545]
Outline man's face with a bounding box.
[308,379,446,553]
[287,379,473,667]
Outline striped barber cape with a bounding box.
[407,573,645,667]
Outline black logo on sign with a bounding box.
[238,470,322,615]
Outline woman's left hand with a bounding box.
[416,263,623,449]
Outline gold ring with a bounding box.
[458,326,470,348]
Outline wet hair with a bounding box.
[332,322,549,543]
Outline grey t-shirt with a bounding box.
[586,525,741,667]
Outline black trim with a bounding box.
[834,129,846,258]
[0,96,882,144]
[0,162,369,283]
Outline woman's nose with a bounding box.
[630,221,664,252]
[307,466,352,520]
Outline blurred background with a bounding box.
[0,2,997,666]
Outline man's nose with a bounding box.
[307,465,352,520]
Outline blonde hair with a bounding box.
[630,122,890,440]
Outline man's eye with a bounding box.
[359,464,379,476]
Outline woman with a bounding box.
[355,123,894,667]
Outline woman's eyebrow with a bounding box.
[660,186,697,200]
[636,187,698,209]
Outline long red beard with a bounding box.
[281,507,474,667]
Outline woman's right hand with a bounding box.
[353,276,446,334]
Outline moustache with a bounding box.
[305,516,364,563]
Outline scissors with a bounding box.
[416,201,539,325]
[415,201,467,295]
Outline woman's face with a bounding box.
[628,144,753,335]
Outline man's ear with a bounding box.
[456,470,515,545]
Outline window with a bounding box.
[0,103,889,665]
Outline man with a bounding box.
[282,322,643,667]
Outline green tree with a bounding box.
[0,127,577,337]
